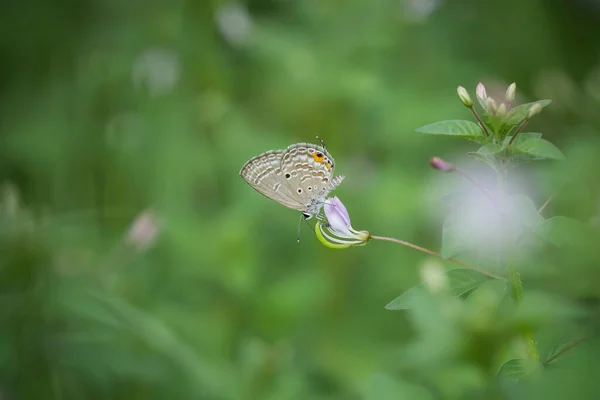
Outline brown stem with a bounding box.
[470,107,490,137]
[543,337,588,366]
[369,235,506,281]
[508,119,529,146]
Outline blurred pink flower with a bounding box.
[126,210,161,251]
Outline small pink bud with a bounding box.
[430,157,454,172]
[126,210,161,251]
[457,86,473,107]
[476,82,488,101]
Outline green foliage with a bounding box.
[415,120,485,142]
[402,80,600,398]
[1,1,600,399]
[385,269,490,310]
[498,359,543,382]
[513,138,565,160]
[504,100,552,126]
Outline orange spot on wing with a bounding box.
[325,162,331,170]
[313,153,324,163]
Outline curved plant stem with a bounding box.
[508,119,529,146]
[469,107,490,137]
[369,234,506,281]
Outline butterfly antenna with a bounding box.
[304,218,316,234]
[297,214,316,242]
[316,136,327,152]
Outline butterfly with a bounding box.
[240,141,344,220]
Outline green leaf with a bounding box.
[514,138,565,160]
[504,100,552,125]
[467,152,498,170]
[502,132,542,148]
[385,269,490,310]
[385,283,427,310]
[483,113,504,136]
[498,359,543,382]
[477,143,502,155]
[415,120,484,141]
[446,269,491,297]
[508,194,544,228]
[535,216,597,249]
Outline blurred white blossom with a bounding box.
[420,260,448,293]
[1,182,19,218]
[132,48,181,96]
[215,2,253,46]
[403,0,441,22]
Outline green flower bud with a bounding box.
[527,103,543,119]
[486,97,498,114]
[496,103,507,117]
[457,86,473,107]
[505,82,516,104]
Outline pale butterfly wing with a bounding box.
[279,143,344,216]
[239,150,306,211]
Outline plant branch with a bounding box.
[369,234,506,281]
[508,119,528,146]
[469,107,490,137]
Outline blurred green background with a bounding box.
[1,0,600,399]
